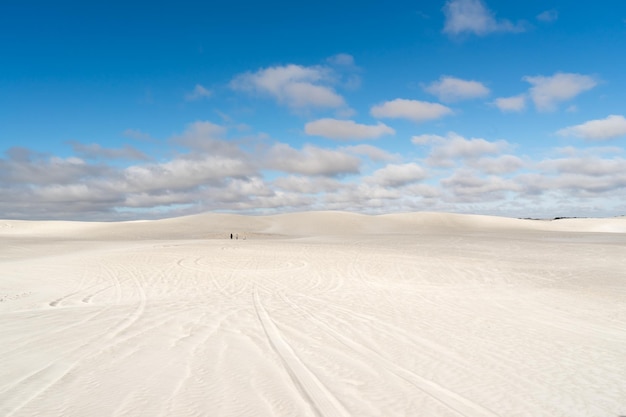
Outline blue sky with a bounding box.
[2,0,626,220]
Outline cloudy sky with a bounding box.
[2,0,626,220]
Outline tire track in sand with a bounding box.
[277,291,501,417]
[253,287,350,417]
[0,260,148,417]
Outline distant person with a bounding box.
[230,233,233,239]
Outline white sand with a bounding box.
[1,212,625,417]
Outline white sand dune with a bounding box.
[1,212,625,416]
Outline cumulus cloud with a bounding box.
[323,182,403,209]
[341,144,397,162]
[5,110,626,220]
[174,121,226,142]
[320,177,445,213]
[0,124,364,218]
[556,115,626,141]
[441,168,520,202]
[523,72,597,112]
[470,155,524,174]
[171,121,244,157]
[493,94,526,112]
[413,132,509,168]
[185,84,212,101]
[123,191,198,209]
[119,121,261,194]
[230,64,345,109]
[265,144,360,176]
[209,177,275,204]
[33,183,119,204]
[424,76,490,102]
[370,99,452,123]
[442,0,526,36]
[0,148,122,219]
[522,153,626,197]
[0,147,107,186]
[412,132,522,184]
[304,118,395,140]
[365,163,428,187]
[537,155,626,177]
[429,137,507,167]
[273,175,344,194]
[123,155,253,193]
[411,133,447,145]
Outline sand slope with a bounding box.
[1,212,625,416]
[3,211,626,239]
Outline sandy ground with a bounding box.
[1,212,625,417]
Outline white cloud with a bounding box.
[523,72,597,112]
[265,144,361,176]
[220,177,274,201]
[424,76,490,102]
[0,149,105,185]
[322,183,400,209]
[171,121,243,156]
[415,132,509,167]
[442,0,526,36]
[185,84,212,101]
[537,155,626,177]
[6,105,626,220]
[117,121,259,195]
[366,163,428,187]
[470,155,524,174]
[411,134,447,145]
[230,64,345,109]
[273,175,343,194]
[556,115,626,141]
[33,183,115,204]
[441,169,520,201]
[342,144,397,162]
[537,9,558,22]
[123,155,254,193]
[523,154,626,197]
[370,99,453,123]
[493,94,526,112]
[304,118,395,140]
[201,188,313,212]
[430,137,506,165]
[175,120,226,141]
[123,190,200,209]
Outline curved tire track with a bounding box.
[253,288,350,417]
[277,291,501,417]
